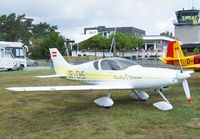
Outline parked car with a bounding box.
[26,58,38,67]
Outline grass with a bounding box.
[0,70,200,138]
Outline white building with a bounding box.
[142,35,175,51]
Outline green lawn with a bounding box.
[0,70,200,139]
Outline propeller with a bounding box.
[182,79,192,102]
[174,41,192,102]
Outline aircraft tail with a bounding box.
[159,40,185,65]
[49,48,71,75]
[166,40,185,58]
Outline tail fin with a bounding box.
[49,48,71,75]
[166,40,185,58]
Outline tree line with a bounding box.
[0,13,66,59]
[0,13,145,59]
[79,33,144,57]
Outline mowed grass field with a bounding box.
[0,70,200,139]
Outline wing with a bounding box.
[6,84,133,92]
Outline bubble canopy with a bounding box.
[93,57,140,70]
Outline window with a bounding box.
[12,48,25,58]
[101,60,112,70]
[4,47,25,58]
[5,48,13,58]
[16,49,20,57]
[100,58,138,70]
[93,61,99,70]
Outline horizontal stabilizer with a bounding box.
[35,74,66,78]
[159,57,183,62]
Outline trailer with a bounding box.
[0,41,27,71]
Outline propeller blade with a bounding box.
[182,79,192,103]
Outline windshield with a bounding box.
[5,47,25,58]
[100,58,138,70]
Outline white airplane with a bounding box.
[6,48,194,111]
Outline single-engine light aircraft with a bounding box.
[159,40,200,72]
[6,48,194,111]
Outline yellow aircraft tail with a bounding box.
[160,40,185,65]
[166,40,184,59]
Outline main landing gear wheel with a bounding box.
[94,90,114,108]
[130,90,149,101]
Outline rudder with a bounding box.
[166,40,184,58]
[49,48,71,75]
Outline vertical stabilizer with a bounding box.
[166,41,185,58]
[173,40,184,58]
[49,48,71,75]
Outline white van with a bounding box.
[0,41,27,71]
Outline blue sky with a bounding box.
[0,0,199,37]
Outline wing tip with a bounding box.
[6,87,24,92]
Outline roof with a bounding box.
[182,43,200,49]
[142,35,175,42]
[0,41,24,47]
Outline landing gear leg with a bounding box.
[153,89,173,111]
[107,90,112,98]
[94,90,114,108]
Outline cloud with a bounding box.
[155,17,176,34]
[0,0,188,36]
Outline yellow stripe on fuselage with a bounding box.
[54,64,166,81]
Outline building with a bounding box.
[174,8,200,51]
[174,9,200,42]
[84,26,145,36]
[142,35,175,51]
[174,9,200,44]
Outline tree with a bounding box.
[29,38,44,58]
[0,13,33,45]
[160,31,173,38]
[79,35,111,57]
[30,32,65,59]
[32,22,57,38]
[79,33,144,57]
[183,49,188,56]
[193,47,199,55]
[113,33,144,55]
[0,13,58,46]
[0,13,65,59]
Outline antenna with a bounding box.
[192,0,194,9]
[65,38,75,63]
[109,28,117,57]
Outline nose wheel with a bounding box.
[153,89,173,111]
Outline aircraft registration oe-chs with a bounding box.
[6,48,194,111]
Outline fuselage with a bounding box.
[58,58,181,90]
[169,55,200,67]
